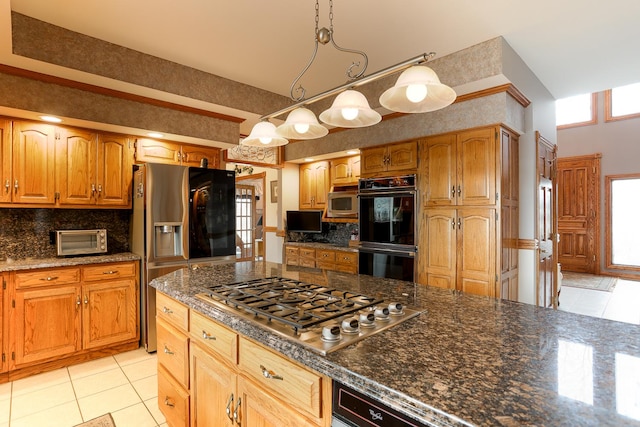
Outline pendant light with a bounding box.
[276,107,329,139]
[241,121,288,147]
[319,90,382,128]
[379,65,457,113]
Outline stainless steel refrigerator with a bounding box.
[131,163,236,352]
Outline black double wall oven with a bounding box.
[358,175,416,282]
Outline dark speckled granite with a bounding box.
[150,261,640,427]
[0,253,140,272]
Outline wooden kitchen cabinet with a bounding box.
[284,245,318,268]
[0,118,11,204]
[284,245,357,274]
[360,140,417,177]
[11,121,57,204]
[299,161,329,210]
[0,273,7,374]
[330,155,360,186]
[134,138,220,168]
[96,133,133,206]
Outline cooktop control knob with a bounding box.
[341,317,360,334]
[359,312,376,328]
[374,306,390,321]
[321,325,342,342]
[388,302,404,315]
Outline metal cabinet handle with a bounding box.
[76,295,81,309]
[452,219,456,229]
[162,306,173,314]
[233,397,242,424]
[91,184,96,194]
[84,295,88,305]
[14,180,18,191]
[260,365,283,380]
[4,179,8,192]
[163,345,174,355]
[457,218,461,229]
[164,397,175,407]
[451,186,456,196]
[97,184,102,194]
[102,270,117,275]
[202,330,216,340]
[39,276,59,281]
[225,394,234,419]
[457,185,461,196]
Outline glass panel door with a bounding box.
[235,184,255,261]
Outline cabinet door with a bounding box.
[457,128,496,206]
[12,121,56,204]
[181,145,220,168]
[422,209,456,289]
[82,278,138,349]
[0,119,11,203]
[360,146,387,176]
[312,161,329,209]
[457,208,496,297]
[299,164,314,209]
[237,375,318,427]
[97,134,132,207]
[0,273,5,373]
[56,128,97,205]
[387,141,417,172]
[134,138,181,164]
[423,134,457,206]
[13,285,81,366]
[159,365,190,427]
[190,343,236,427]
[330,155,359,185]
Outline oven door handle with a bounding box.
[359,246,417,256]
[357,190,416,198]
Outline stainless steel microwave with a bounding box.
[326,191,358,218]
[55,229,107,256]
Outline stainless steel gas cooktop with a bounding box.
[196,277,423,355]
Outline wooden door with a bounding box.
[235,184,255,261]
[237,375,318,427]
[386,141,418,172]
[423,134,456,207]
[421,209,456,289]
[457,208,496,297]
[97,134,132,207]
[557,154,600,273]
[457,128,496,206]
[56,127,97,205]
[12,121,56,204]
[190,343,236,427]
[13,285,81,366]
[500,128,520,301]
[360,146,387,176]
[82,278,137,349]
[536,132,558,308]
[0,119,11,203]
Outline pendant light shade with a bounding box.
[276,107,329,139]
[379,66,457,113]
[241,121,289,147]
[319,90,382,128]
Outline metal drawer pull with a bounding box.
[76,295,81,309]
[84,295,88,305]
[233,397,242,424]
[451,185,456,196]
[39,276,59,281]
[102,270,117,275]
[225,394,234,419]
[260,365,283,380]
[202,331,216,340]
[4,179,9,192]
[163,345,174,355]
[162,307,173,314]
[164,397,175,407]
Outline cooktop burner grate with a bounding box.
[200,277,383,331]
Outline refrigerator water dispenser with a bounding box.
[154,223,183,257]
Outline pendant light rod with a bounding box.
[261,52,436,121]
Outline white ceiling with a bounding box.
[7,0,640,104]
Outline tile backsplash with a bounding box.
[0,208,130,260]
[286,222,358,247]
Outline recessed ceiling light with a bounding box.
[40,115,62,123]
[346,150,359,155]
[304,158,315,162]
[147,132,163,138]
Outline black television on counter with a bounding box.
[286,210,323,233]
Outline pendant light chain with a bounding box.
[328,0,334,33]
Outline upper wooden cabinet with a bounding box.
[299,160,329,210]
[0,119,11,204]
[360,141,417,177]
[330,155,360,186]
[422,128,497,207]
[134,138,220,168]
[12,121,57,205]
[97,134,133,206]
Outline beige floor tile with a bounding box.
[0,382,10,400]
[114,347,156,367]
[78,383,142,421]
[132,374,159,401]
[145,397,167,425]
[121,357,158,382]
[0,398,9,424]
[72,366,130,398]
[10,400,83,427]
[111,402,158,427]
[11,367,70,396]
[68,355,120,380]
[11,381,76,420]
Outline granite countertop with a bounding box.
[285,241,359,252]
[150,261,640,427]
[0,252,140,272]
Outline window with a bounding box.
[556,93,598,129]
[606,174,640,270]
[605,82,640,122]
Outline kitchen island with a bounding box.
[150,261,640,427]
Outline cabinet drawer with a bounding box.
[285,246,299,257]
[157,292,189,332]
[299,248,316,259]
[190,310,238,365]
[14,267,81,289]
[158,366,190,427]
[316,249,336,263]
[299,258,316,268]
[335,251,357,265]
[157,319,189,389]
[316,261,335,271]
[239,337,322,419]
[333,263,357,274]
[83,262,136,281]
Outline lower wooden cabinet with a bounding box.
[159,365,190,427]
[285,244,358,274]
[5,261,139,374]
